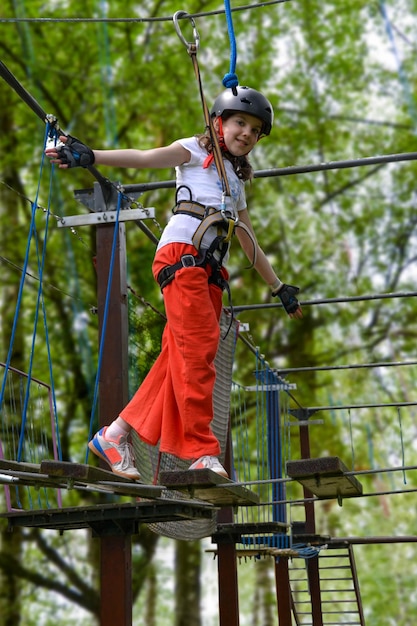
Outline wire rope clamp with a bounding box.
[173,10,200,55]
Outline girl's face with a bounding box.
[216,112,263,156]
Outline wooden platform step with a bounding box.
[159,468,259,506]
[0,459,162,499]
[286,456,362,499]
[213,521,288,544]
[2,499,215,534]
[1,460,259,508]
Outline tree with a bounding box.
[2,0,417,624]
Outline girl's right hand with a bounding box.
[45,135,95,168]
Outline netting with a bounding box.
[229,360,293,550]
[0,363,61,511]
[132,309,238,540]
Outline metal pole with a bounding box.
[119,149,417,194]
[233,290,417,313]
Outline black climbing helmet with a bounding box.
[210,86,274,136]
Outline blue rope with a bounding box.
[0,121,53,419]
[85,190,124,461]
[17,124,60,461]
[222,0,239,91]
[292,543,326,559]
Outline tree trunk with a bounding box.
[0,527,22,626]
[253,557,275,626]
[175,540,202,626]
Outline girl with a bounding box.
[46,86,302,481]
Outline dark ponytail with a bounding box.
[196,112,254,182]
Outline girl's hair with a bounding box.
[196,112,254,182]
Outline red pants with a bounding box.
[120,243,227,460]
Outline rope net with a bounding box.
[132,309,238,540]
[230,357,293,550]
[131,307,294,544]
[0,363,61,511]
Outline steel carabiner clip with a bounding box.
[173,10,200,55]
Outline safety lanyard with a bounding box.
[173,12,232,201]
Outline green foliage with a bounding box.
[2,0,417,624]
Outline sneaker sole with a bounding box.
[88,440,141,481]
[189,464,229,479]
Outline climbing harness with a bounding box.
[157,247,226,292]
[174,200,237,248]
[173,199,256,262]
[157,197,232,292]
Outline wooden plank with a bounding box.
[0,459,162,499]
[41,460,137,484]
[0,459,41,474]
[160,469,259,506]
[40,460,162,498]
[286,456,362,498]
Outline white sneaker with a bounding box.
[188,455,228,478]
[88,427,141,480]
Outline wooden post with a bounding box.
[299,421,323,626]
[96,220,132,626]
[217,429,240,626]
[275,557,292,624]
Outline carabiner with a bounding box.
[173,10,200,55]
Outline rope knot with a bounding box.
[222,72,239,94]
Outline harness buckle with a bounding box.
[181,254,197,268]
[221,209,239,243]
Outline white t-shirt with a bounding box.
[157,136,247,254]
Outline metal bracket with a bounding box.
[57,180,155,228]
[245,383,296,392]
[74,181,142,213]
[57,207,155,228]
[289,408,319,421]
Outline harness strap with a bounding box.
[157,254,203,290]
[189,52,231,200]
[173,201,218,219]
[156,246,234,337]
[174,201,257,267]
[173,13,231,201]
[156,233,228,291]
[191,211,234,250]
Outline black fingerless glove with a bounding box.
[57,135,95,168]
[273,283,300,315]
